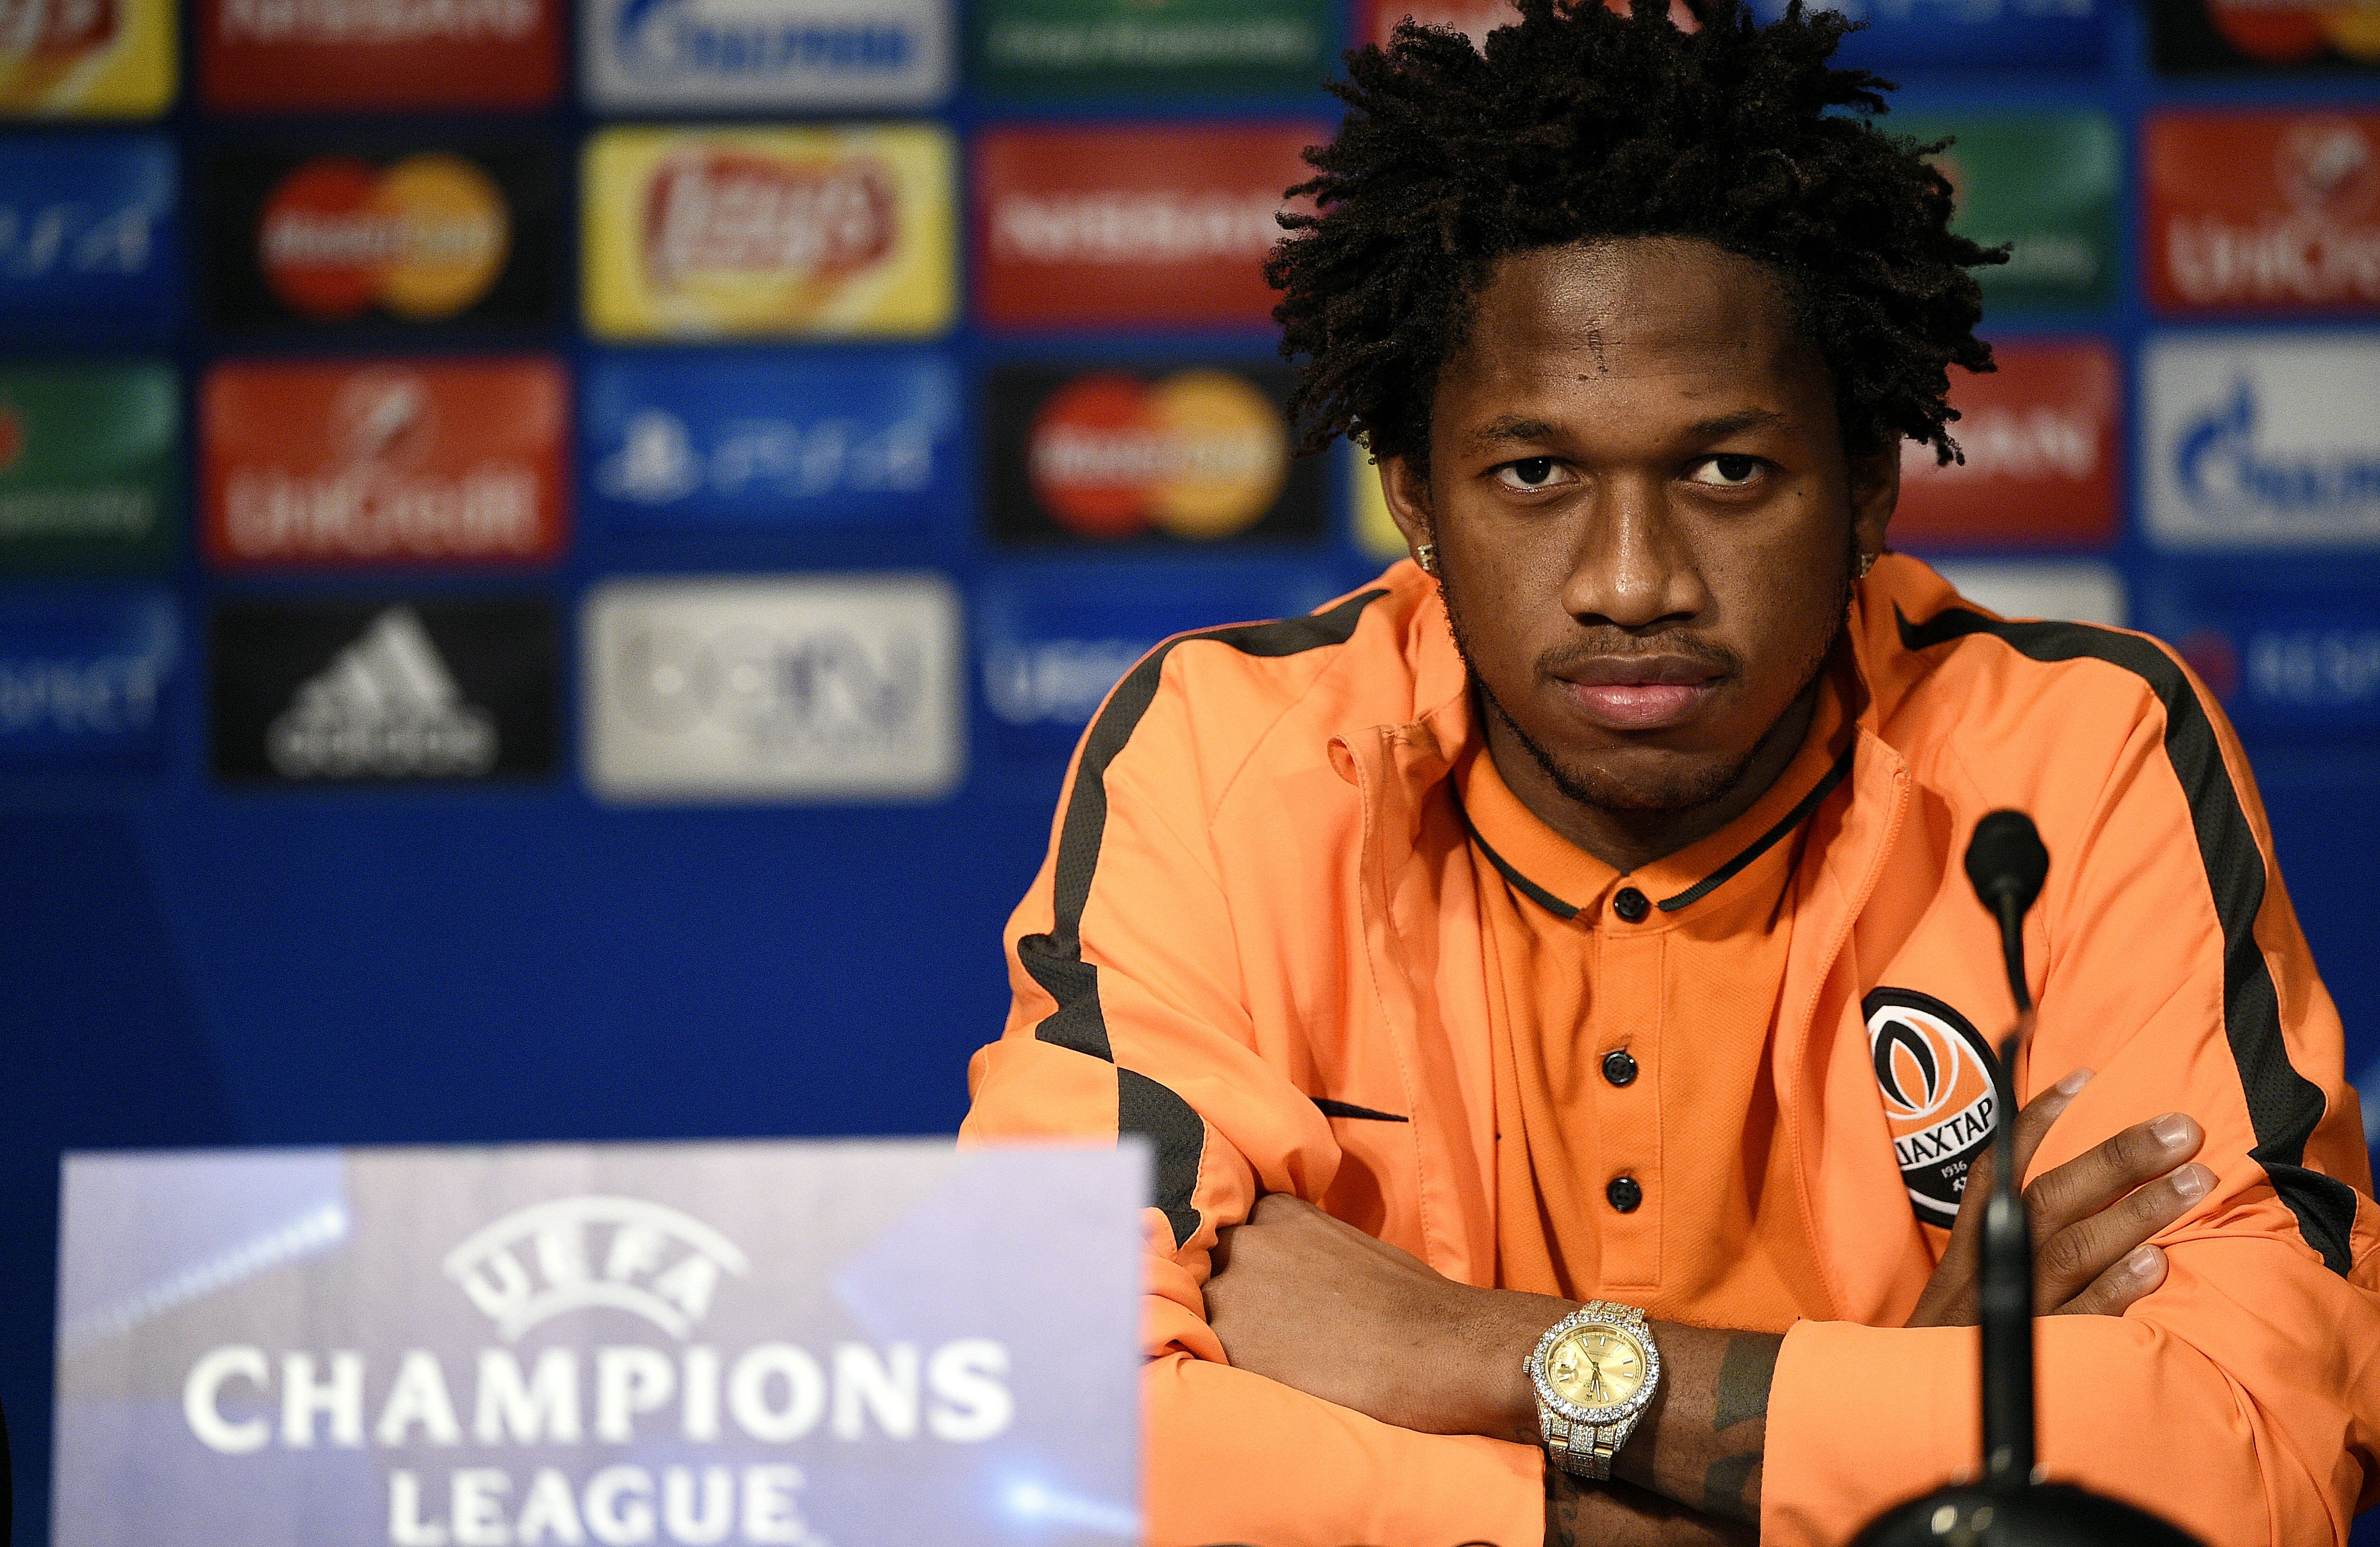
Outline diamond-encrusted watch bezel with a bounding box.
[1527,1302,1661,1427]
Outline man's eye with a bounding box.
[1688,454,1763,488]
[1495,458,1566,491]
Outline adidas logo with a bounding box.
[267,607,498,778]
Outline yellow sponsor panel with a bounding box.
[0,0,176,118]
[1349,440,1406,560]
[584,124,956,340]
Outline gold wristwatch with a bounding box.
[1527,1301,1661,1480]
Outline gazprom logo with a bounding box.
[444,1197,751,1341]
[613,0,916,77]
[2174,381,2380,520]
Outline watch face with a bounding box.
[1547,1325,1649,1411]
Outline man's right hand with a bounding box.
[1906,1066,2213,1327]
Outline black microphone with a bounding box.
[1850,811,2202,1547]
[1967,809,2048,1484]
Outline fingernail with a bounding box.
[2173,1164,2212,1200]
[2127,1245,2162,1278]
[2152,1113,2194,1147]
[2055,1067,2093,1096]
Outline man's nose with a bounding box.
[1557,476,1705,630]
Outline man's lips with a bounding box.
[1556,655,1724,731]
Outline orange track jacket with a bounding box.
[961,554,2380,1547]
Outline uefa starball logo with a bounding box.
[178,1192,1019,1546]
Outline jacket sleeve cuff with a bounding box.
[1761,1320,1978,1547]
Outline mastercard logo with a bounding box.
[259,154,511,322]
[1026,370,1289,542]
[2204,0,2380,63]
[1864,988,1999,1230]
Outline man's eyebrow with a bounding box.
[1688,407,1788,440]
[1461,416,1558,452]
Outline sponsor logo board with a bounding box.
[2143,332,2380,548]
[1930,559,2127,628]
[2151,0,2380,71]
[0,361,177,572]
[583,574,963,801]
[584,353,958,535]
[973,122,1320,330]
[1352,0,1695,48]
[0,135,179,335]
[2145,578,2380,738]
[1864,989,2000,1229]
[583,125,954,341]
[985,364,1323,548]
[583,0,952,109]
[976,566,1342,753]
[0,590,177,774]
[1900,112,2118,311]
[0,0,174,116]
[1894,339,2121,550]
[2146,110,2380,313]
[206,140,559,332]
[1755,0,2110,68]
[210,597,559,782]
[53,1140,1142,1547]
[200,0,560,110]
[972,0,1333,97]
[202,358,567,568]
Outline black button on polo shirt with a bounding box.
[1613,886,1650,923]
[1606,1175,1643,1212]
[1602,1048,1638,1087]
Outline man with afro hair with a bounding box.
[961,1,2380,1542]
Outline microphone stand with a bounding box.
[1851,812,2202,1547]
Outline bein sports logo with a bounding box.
[611,0,914,79]
[445,1196,750,1342]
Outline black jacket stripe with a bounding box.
[1899,605,2358,1274]
[1018,590,1389,1249]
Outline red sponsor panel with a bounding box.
[2145,110,2380,313]
[1893,340,2120,550]
[1352,0,1689,48]
[973,123,1324,330]
[199,0,561,110]
[203,357,568,568]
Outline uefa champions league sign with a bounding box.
[52,1141,1144,1546]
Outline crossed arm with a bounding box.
[1201,1071,2216,1545]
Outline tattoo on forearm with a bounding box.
[1711,1334,1778,1433]
[1698,1334,1778,1525]
[1701,1453,1761,1521]
[1544,1464,1585,1547]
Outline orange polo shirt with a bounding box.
[1458,673,1854,1332]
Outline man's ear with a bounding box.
[1849,443,1901,562]
[1378,451,1435,556]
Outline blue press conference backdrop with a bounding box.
[4,0,2380,1536]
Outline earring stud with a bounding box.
[1856,550,1877,580]
[1415,543,1439,575]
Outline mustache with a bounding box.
[1535,630,1744,681]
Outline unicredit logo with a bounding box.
[990,191,1281,266]
[2164,117,2380,307]
[446,1197,748,1342]
[219,0,537,41]
[644,152,893,287]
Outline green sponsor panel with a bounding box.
[973,0,1334,97]
[0,362,179,573]
[1902,112,2120,314]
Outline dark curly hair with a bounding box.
[1266,0,2003,473]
